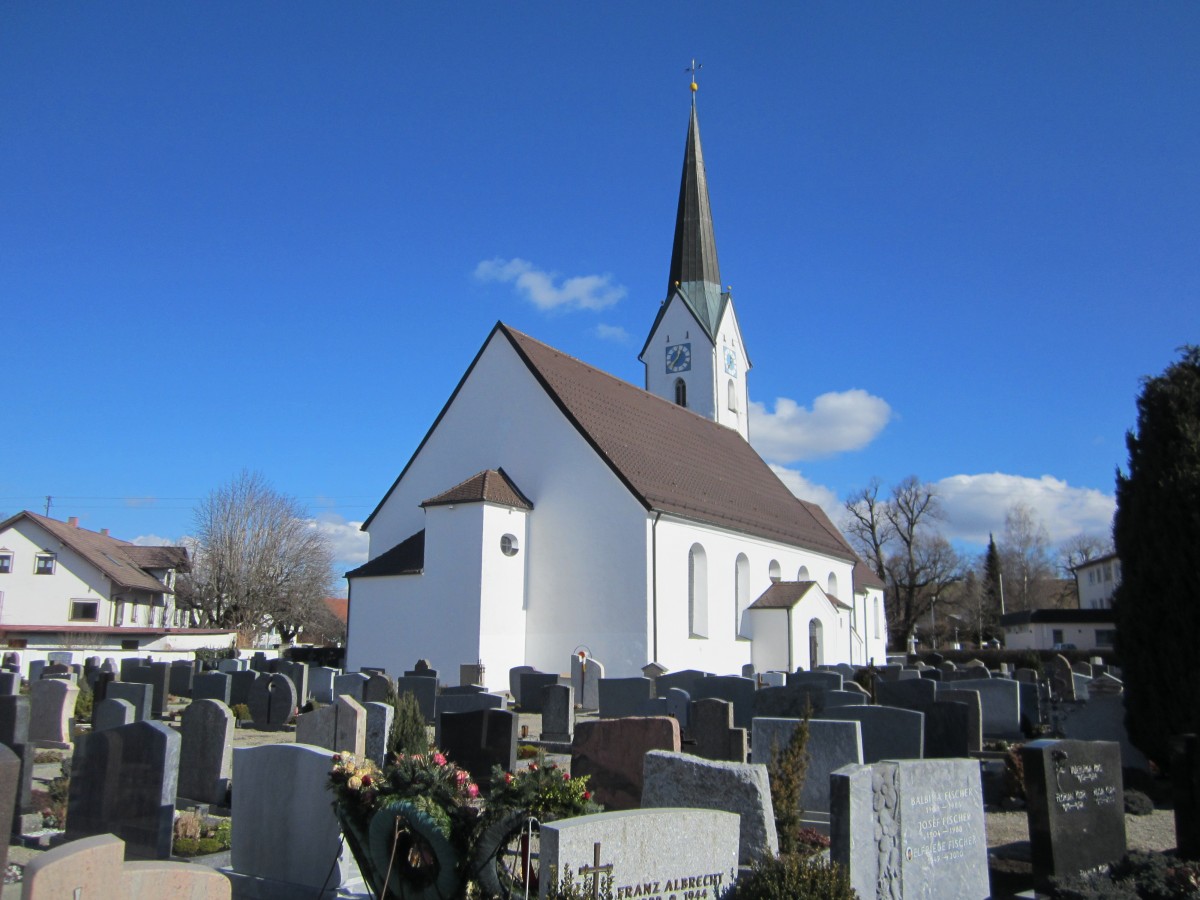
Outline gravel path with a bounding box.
[986,808,1178,854]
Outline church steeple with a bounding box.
[640,80,751,441]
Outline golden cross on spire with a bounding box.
[686,59,702,93]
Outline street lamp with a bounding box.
[930,594,938,651]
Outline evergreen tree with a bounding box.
[1113,346,1200,771]
[981,534,1003,638]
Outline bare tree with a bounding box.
[998,502,1063,610]
[176,471,335,645]
[1058,532,1113,575]
[844,476,963,649]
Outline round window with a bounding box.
[500,534,519,557]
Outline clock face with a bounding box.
[665,343,692,373]
[724,347,738,376]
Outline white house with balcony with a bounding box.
[0,511,235,670]
[345,96,888,689]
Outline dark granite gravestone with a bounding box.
[753,684,828,719]
[0,743,18,874]
[251,652,269,672]
[689,675,757,729]
[66,720,180,859]
[441,684,488,695]
[279,661,309,704]
[876,678,969,757]
[517,673,560,713]
[394,676,437,724]
[229,669,260,707]
[438,708,517,790]
[192,671,232,705]
[435,694,505,743]
[817,705,925,763]
[42,663,71,679]
[1173,733,1200,860]
[89,670,115,703]
[362,671,393,704]
[119,658,146,682]
[93,698,136,732]
[1021,738,1126,882]
[178,699,233,805]
[168,661,194,698]
[248,673,298,730]
[597,677,655,719]
[540,684,574,743]
[106,682,152,722]
[0,696,34,831]
[690,697,747,763]
[0,673,18,696]
[146,662,171,717]
[655,669,711,696]
[508,666,540,705]
[788,670,843,691]
[404,659,438,681]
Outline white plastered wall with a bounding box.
[0,519,114,627]
[640,297,717,420]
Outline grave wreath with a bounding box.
[329,748,480,900]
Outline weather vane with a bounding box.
[686,59,702,93]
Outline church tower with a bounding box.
[639,86,751,440]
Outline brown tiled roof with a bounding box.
[0,511,184,594]
[346,529,425,578]
[124,545,191,572]
[749,580,852,611]
[501,326,857,561]
[853,560,886,592]
[323,597,349,624]
[421,469,533,510]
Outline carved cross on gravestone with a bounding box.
[577,841,613,900]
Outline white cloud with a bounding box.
[749,390,893,464]
[475,257,626,312]
[935,473,1115,546]
[768,464,843,522]
[132,533,178,547]
[594,323,631,343]
[312,514,370,570]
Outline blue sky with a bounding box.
[3,4,1197,586]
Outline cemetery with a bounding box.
[0,648,1194,899]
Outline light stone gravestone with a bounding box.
[362,671,393,704]
[752,717,863,814]
[394,675,437,723]
[364,701,394,767]
[1021,738,1126,882]
[66,720,180,859]
[192,671,232,705]
[107,681,152,722]
[335,694,367,757]
[540,808,739,900]
[958,678,1021,737]
[309,666,340,703]
[29,678,78,748]
[248,672,298,730]
[831,757,989,900]
[227,743,362,897]
[93,697,135,732]
[788,670,843,691]
[216,658,245,673]
[642,749,777,864]
[333,671,368,702]
[178,699,234,805]
[46,651,73,665]
[28,660,46,682]
[21,832,233,900]
[508,665,540,705]
[571,654,604,710]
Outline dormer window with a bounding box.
[0,553,11,574]
[35,553,56,575]
[674,378,687,408]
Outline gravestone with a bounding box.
[146,661,171,716]
[817,705,925,763]
[335,694,367,757]
[216,658,245,674]
[642,750,777,864]
[752,717,863,813]
[228,743,358,895]
[192,671,232,705]
[508,665,540,705]
[1021,738,1126,882]
[229,670,259,707]
[0,743,17,873]
[753,684,828,719]
[571,717,681,810]
[404,659,437,681]
[690,675,756,729]
[296,703,338,750]
[459,662,485,687]
[1057,693,1149,771]
[107,681,152,722]
[876,678,970,758]
[441,684,488,696]
[0,672,19,696]
[540,683,574,743]
[961,678,1022,737]
[0,695,34,826]
[663,686,690,728]
[597,677,654,719]
[540,808,738,900]
[936,688,984,753]
[362,671,393,704]
[29,678,78,747]
[168,661,194,698]
[831,757,989,900]
[571,654,605,710]
[655,668,710,697]
[394,676,437,723]
[690,697,747,763]
[333,671,368,702]
[438,708,517,790]
[248,672,298,730]
[309,666,340,703]
[178,699,234,805]
[825,690,868,707]
[518,672,560,713]
[21,832,233,900]
[47,651,73,665]
[1046,654,1077,701]
[66,720,180,859]
[1014,667,1038,683]
[434,692,505,740]
[788,670,843,691]
[275,661,309,704]
[250,652,269,672]
[93,698,136,732]
[364,701,394,767]
[1172,734,1200,860]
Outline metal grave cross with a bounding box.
[577,841,614,900]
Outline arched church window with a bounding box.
[689,544,708,638]
[809,618,824,667]
[735,553,750,639]
[827,573,839,598]
[674,378,687,408]
[768,560,781,583]
[727,379,737,412]
[797,565,810,581]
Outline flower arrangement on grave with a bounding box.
[380,749,481,841]
[484,755,600,822]
[327,751,385,829]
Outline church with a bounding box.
[345,94,888,689]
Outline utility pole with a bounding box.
[44,495,52,516]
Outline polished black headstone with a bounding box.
[439,708,516,790]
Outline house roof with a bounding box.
[346,529,425,578]
[748,580,852,611]
[853,560,886,592]
[1070,552,1119,573]
[0,511,185,594]
[421,469,533,510]
[322,597,348,624]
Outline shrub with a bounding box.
[388,689,429,757]
[517,744,539,760]
[42,761,71,829]
[767,718,809,857]
[1123,789,1154,816]
[544,866,614,900]
[231,703,251,721]
[1050,850,1200,899]
[720,852,855,900]
[1003,743,1026,800]
[74,684,94,724]
[485,754,601,821]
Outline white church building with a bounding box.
[346,96,888,688]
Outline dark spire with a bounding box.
[664,96,727,340]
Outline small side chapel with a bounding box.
[346,91,888,689]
